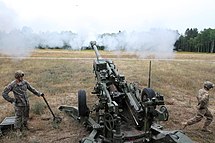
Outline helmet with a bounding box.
[203,81,214,90]
[15,70,24,79]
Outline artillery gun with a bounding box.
[59,41,193,143]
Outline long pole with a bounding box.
[148,61,151,88]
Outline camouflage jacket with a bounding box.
[196,88,210,109]
[2,80,42,106]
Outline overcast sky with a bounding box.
[1,0,214,34]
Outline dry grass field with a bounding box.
[0,49,215,143]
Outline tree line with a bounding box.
[174,28,215,53]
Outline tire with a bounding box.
[78,90,89,117]
[141,88,156,102]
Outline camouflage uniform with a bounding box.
[2,70,42,130]
[183,81,214,132]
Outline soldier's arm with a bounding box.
[2,84,15,103]
[26,81,42,96]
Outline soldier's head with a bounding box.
[15,70,24,81]
[203,81,214,91]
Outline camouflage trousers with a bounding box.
[14,106,30,129]
[187,108,213,128]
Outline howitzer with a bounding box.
[59,41,193,143]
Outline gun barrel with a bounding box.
[90,41,102,61]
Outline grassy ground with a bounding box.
[0,49,215,143]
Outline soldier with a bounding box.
[182,81,214,133]
[2,70,44,136]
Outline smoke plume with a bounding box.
[97,29,179,58]
[0,1,179,59]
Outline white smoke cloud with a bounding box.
[0,1,179,59]
[97,29,179,58]
[0,27,38,57]
[0,1,19,32]
[0,2,34,58]
[0,28,179,59]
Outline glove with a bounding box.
[10,98,15,104]
[40,93,44,97]
[12,102,16,106]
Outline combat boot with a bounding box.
[23,126,29,131]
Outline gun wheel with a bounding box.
[141,88,156,102]
[78,90,89,117]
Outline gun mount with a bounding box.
[59,41,193,143]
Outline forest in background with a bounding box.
[174,28,215,53]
